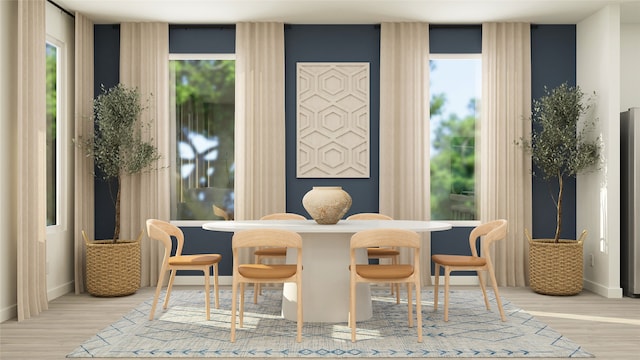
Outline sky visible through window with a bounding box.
[430,58,481,154]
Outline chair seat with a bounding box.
[431,254,486,267]
[355,264,414,279]
[254,247,287,256]
[169,254,222,266]
[367,247,400,257]
[238,264,298,279]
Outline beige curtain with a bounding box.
[119,23,170,287]
[73,12,94,294]
[234,22,286,221]
[379,23,431,284]
[16,0,48,320]
[480,22,532,286]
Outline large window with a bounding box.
[169,55,235,220]
[430,55,481,220]
[46,42,58,226]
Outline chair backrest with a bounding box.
[146,219,185,257]
[346,213,393,220]
[351,228,419,250]
[260,213,306,220]
[469,219,508,258]
[233,228,302,251]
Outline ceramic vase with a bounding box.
[302,186,352,224]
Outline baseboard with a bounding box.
[0,303,17,322]
[47,281,74,301]
[583,278,623,298]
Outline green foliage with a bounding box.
[430,100,476,220]
[79,84,160,241]
[518,82,601,241]
[88,84,160,180]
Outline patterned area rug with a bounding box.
[67,289,593,358]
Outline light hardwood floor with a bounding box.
[1,286,639,360]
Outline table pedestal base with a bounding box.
[282,232,372,323]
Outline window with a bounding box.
[46,42,58,226]
[429,55,481,220]
[169,55,235,220]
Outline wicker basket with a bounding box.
[526,229,586,296]
[83,231,142,297]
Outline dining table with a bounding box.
[202,219,452,323]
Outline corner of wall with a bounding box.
[576,4,622,298]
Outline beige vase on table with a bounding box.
[302,186,352,224]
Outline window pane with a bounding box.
[46,43,57,226]
[170,59,235,220]
[430,58,480,220]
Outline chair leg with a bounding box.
[443,266,451,322]
[253,255,260,304]
[213,263,220,309]
[488,268,506,321]
[239,283,245,328]
[163,269,177,310]
[149,267,167,320]
[415,281,423,343]
[231,281,237,342]
[296,279,303,343]
[407,282,413,328]
[204,266,211,321]
[433,263,440,311]
[350,274,357,342]
[477,270,490,310]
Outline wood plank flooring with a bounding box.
[1,286,639,360]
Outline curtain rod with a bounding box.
[47,0,75,19]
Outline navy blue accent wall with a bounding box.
[93,24,578,275]
[94,25,120,240]
[169,25,235,53]
[530,25,577,240]
[430,25,482,53]
[284,25,381,217]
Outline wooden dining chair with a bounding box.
[231,228,304,342]
[253,212,306,303]
[346,213,400,303]
[432,219,508,322]
[146,219,222,321]
[349,228,422,342]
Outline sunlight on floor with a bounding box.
[527,310,640,326]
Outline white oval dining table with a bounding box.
[202,219,452,323]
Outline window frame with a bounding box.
[168,53,236,222]
[429,53,481,227]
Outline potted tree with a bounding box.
[79,84,160,296]
[518,82,601,295]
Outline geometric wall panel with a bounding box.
[296,62,370,178]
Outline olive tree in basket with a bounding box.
[79,84,160,296]
[517,82,601,295]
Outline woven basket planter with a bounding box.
[526,230,586,296]
[84,232,142,297]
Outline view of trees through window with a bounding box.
[170,58,235,220]
[46,42,57,226]
[430,57,480,220]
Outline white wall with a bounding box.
[621,24,640,111]
[45,2,76,301]
[0,0,18,322]
[576,4,623,298]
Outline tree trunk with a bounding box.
[554,174,563,243]
[113,175,121,243]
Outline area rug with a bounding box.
[67,289,593,358]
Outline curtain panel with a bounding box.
[73,11,94,294]
[480,22,532,286]
[119,23,171,287]
[234,22,286,221]
[16,0,48,320]
[379,22,431,284]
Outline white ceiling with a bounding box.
[55,0,640,25]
